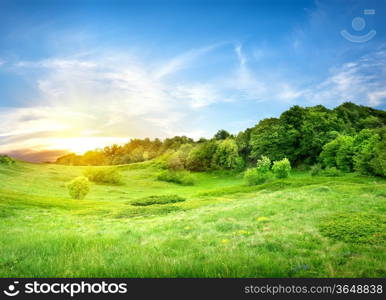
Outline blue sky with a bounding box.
[0,0,385,158]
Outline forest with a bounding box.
[56,102,386,178]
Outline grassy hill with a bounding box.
[0,160,385,277]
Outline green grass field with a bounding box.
[0,161,385,277]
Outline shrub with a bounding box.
[310,164,322,176]
[256,156,271,173]
[66,176,90,200]
[166,151,185,170]
[272,158,291,178]
[244,168,270,185]
[0,155,15,165]
[131,194,186,206]
[157,170,195,185]
[84,167,122,184]
[321,167,341,177]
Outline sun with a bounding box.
[45,137,129,154]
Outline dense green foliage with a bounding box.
[272,158,291,179]
[84,167,122,184]
[66,176,90,200]
[55,102,386,178]
[211,139,243,170]
[256,155,271,173]
[157,170,195,185]
[244,168,269,185]
[244,156,272,185]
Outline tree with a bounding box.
[82,150,107,166]
[167,144,193,170]
[335,136,354,172]
[214,129,231,140]
[212,139,242,170]
[320,135,354,172]
[235,128,252,162]
[103,144,122,164]
[352,130,380,175]
[186,142,217,171]
[249,118,292,162]
[369,127,386,176]
[298,110,344,164]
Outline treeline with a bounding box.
[56,102,386,177]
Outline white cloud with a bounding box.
[171,84,220,108]
[153,43,222,79]
[235,44,246,66]
[302,49,386,107]
[3,43,386,157]
[368,90,386,106]
[3,47,228,153]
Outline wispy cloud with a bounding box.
[153,43,223,79]
[2,41,386,160]
[1,47,227,155]
[302,48,386,107]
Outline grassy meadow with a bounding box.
[0,160,385,277]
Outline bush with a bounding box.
[244,168,270,185]
[321,167,342,177]
[157,170,195,185]
[66,176,90,200]
[131,194,186,206]
[256,156,271,173]
[84,167,122,184]
[0,155,15,165]
[310,164,322,176]
[272,158,291,178]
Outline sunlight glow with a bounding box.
[45,137,129,154]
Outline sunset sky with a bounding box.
[0,0,386,161]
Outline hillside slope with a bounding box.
[0,161,385,277]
